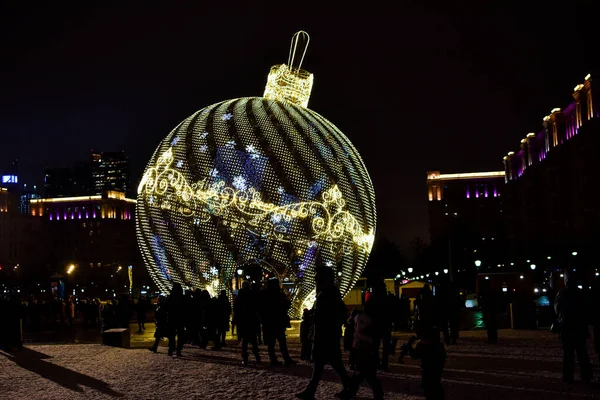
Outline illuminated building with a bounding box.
[45,152,129,198]
[503,73,600,268]
[426,170,507,281]
[136,32,376,315]
[0,186,39,284]
[28,190,141,295]
[1,159,19,186]
[91,151,129,195]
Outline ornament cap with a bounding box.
[263,31,313,107]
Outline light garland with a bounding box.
[139,147,374,254]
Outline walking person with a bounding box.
[344,309,359,370]
[296,266,351,400]
[234,280,261,365]
[260,278,297,366]
[341,306,384,400]
[448,285,462,345]
[300,308,313,361]
[166,283,185,357]
[479,280,498,344]
[554,270,593,383]
[419,327,447,400]
[136,296,148,332]
[148,296,168,353]
[67,297,75,328]
[217,290,231,347]
[367,280,393,371]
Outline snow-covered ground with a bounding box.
[1,329,599,399]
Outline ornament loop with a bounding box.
[288,31,310,71]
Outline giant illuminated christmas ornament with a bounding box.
[136,31,376,315]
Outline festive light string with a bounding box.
[138,147,374,254]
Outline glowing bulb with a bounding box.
[407,268,413,273]
[530,264,536,270]
[474,260,482,267]
[443,269,448,274]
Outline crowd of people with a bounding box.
[147,284,232,357]
[2,269,600,399]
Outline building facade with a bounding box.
[503,74,599,276]
[29,190,142,297]
[426,171,507,284]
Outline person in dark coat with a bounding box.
[260,278,296,366]
[217,290,231,347]
[447,285,462,345]
[479,280,499,344]
[367,280,393,371]
[344,308,360,369]
[343,306,384,400]
[434,284,451,345]
[296,266,351,400]
[300,308,313,361]
[554,270,592,383]
[166,283,185,357]
[234,280,261,365]
[1,294,23,352]
[136,296,148,332]
[149,296,168,352]
[251,281,264,345]
[198,290,211,348]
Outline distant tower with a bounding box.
[90,151,130,195]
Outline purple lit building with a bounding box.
[28,190,143,296]
[503,73,600,272]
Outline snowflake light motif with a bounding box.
[171,137,180,146]
[149,196,155,205]
[271,213,282,224]
[246,144,256,153]
[199,144,208,153]
[176,160,183,168]
[221,113,233,121]
[232,175,247,190]
[277,186,285,194]
[210,168,219,178]
[199,131,209,139]
[202,272,210,279]
[225,140,236,149]
[209,266,219,276]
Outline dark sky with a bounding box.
[1,1,598,251]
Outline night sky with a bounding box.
[1,1,598,251]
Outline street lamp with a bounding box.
[530,264,536,270]
[66,264,75,274]
[474,260,482,267]
[443,269,448,274]
[237,269,243,276]
[572,251,578,256]
[407,267,413,273]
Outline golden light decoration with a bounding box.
[135,31,376,315]
[263,31,314,107]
